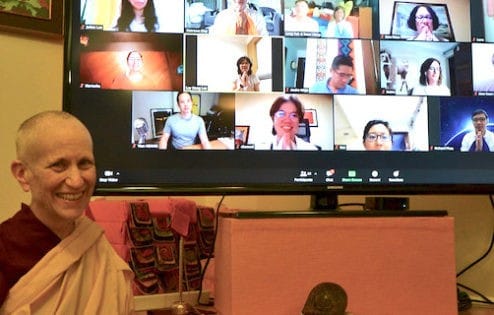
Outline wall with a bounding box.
[0,31,62,220]
[1,30,493,302]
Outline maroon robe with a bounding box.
[0,204,60,306]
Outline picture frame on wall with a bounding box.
[235,125,250,148]
[304,109,318,127]
[0,0,64,37]
[151,108,173,138]
[191,94,201,115]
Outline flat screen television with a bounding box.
[65,1,494,206]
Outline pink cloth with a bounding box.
[86,199,129,222]
[215,215,457,315]
[171,198,197,224]
[145,197,174,216]
[86,199,129,248]
[145,198,197,236]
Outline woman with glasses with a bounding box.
[411,58,451,96]
[268,95,319,150]
[362,120,393,151]
[406,5,448,41]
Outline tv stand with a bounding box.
[310,192,339,210]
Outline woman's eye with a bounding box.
[50,161,67,172]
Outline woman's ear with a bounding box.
[11,160,31,192]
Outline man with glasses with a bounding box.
[309,55,357,94]
[461,109,494,152]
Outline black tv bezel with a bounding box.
[63,1,494,198]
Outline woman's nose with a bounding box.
[65,167,84,187]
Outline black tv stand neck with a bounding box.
[310,192,339,210]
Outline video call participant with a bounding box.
[406,5,448,41]
[284,0,319,33]
[325,5,354,38]
[461,109,494,152]
[209,0,268,35]
[159,91,211,150]
[115,0,158,32]
[0,111,133,313]
[475,52,494,93]
[111,50,155,90]
[309,55,357,94]
[268,95,319,150]
[411,58,450,96]
[363,120,393,151]
[233,56,260,92]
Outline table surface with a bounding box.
[182,139,230,150]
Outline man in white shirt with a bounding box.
[461,109,494,152]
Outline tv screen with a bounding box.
[64,0,494,198]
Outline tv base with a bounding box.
[364,196,409,210]
[310,194,411,211]
[310,192,339,210]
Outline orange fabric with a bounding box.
[215,215,457,315]
[211,8,262,35]
[0,216,134,315]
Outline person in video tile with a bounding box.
[461,109,494,152]
[269,95,319,151]
[284,0,319,33]
[233,56,260,92]
[475,52,494,93]
[309,55,357,94]
[406,5,448,42]
[158,92,211,150]
[111,50,155,89]
[115,0,158,32]
[209,0,268,35]
[363,120,393,151]
[325,5,354,38]
[411,58,450,96]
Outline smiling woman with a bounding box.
[233,56,260,92]
[0,111,133,313]
[115,0,158,32]
[268,95,319,151]
[411,57,451,96]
